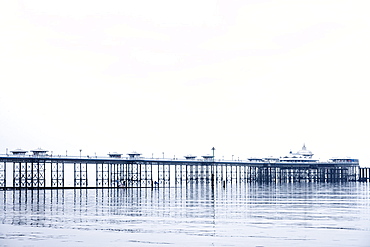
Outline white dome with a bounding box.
[297,144,313,156]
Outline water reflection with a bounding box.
[1,182,370,246]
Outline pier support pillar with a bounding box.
[13,160,45,188]
[96,163,110,187]
[0,161,5,188]
[51,162,64,187]
[74,162,88,187]
[158,162,170,187]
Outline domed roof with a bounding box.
[297,144,313,156]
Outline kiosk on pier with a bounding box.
[184,155,197,160]
[108,152,122,158]
[202,155,214,161]
[127,152,141,160]
[10,149,27,156]
[30,148,48,157]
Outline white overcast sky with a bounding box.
[1,0,369,165]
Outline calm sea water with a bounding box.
[1,182,369,247]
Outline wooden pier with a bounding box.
[0,154,366,189]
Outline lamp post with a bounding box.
[79,149,82,158]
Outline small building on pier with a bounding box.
[290,144,314,158]
[127,151,141,160]
[30,148,48,157]
[184,155,197,160]
[108,152,122,158]
[248,158,264,163]
[10,149,27,156]
[202,155,214,161]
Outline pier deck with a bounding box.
[0,155,365,189]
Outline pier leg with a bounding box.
[96,163,110,187]
[0,161,5,188]
[51,162,64,187]
[34,160,45,188]
[27,162,32,187]
[74,162,88,187]
[175,163,180,186]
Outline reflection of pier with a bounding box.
[0,154,367,189]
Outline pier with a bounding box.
[0,153,366,189]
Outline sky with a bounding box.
[1,0,369,165]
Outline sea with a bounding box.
[1,182,369,247]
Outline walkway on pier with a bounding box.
[0,155,364,189]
